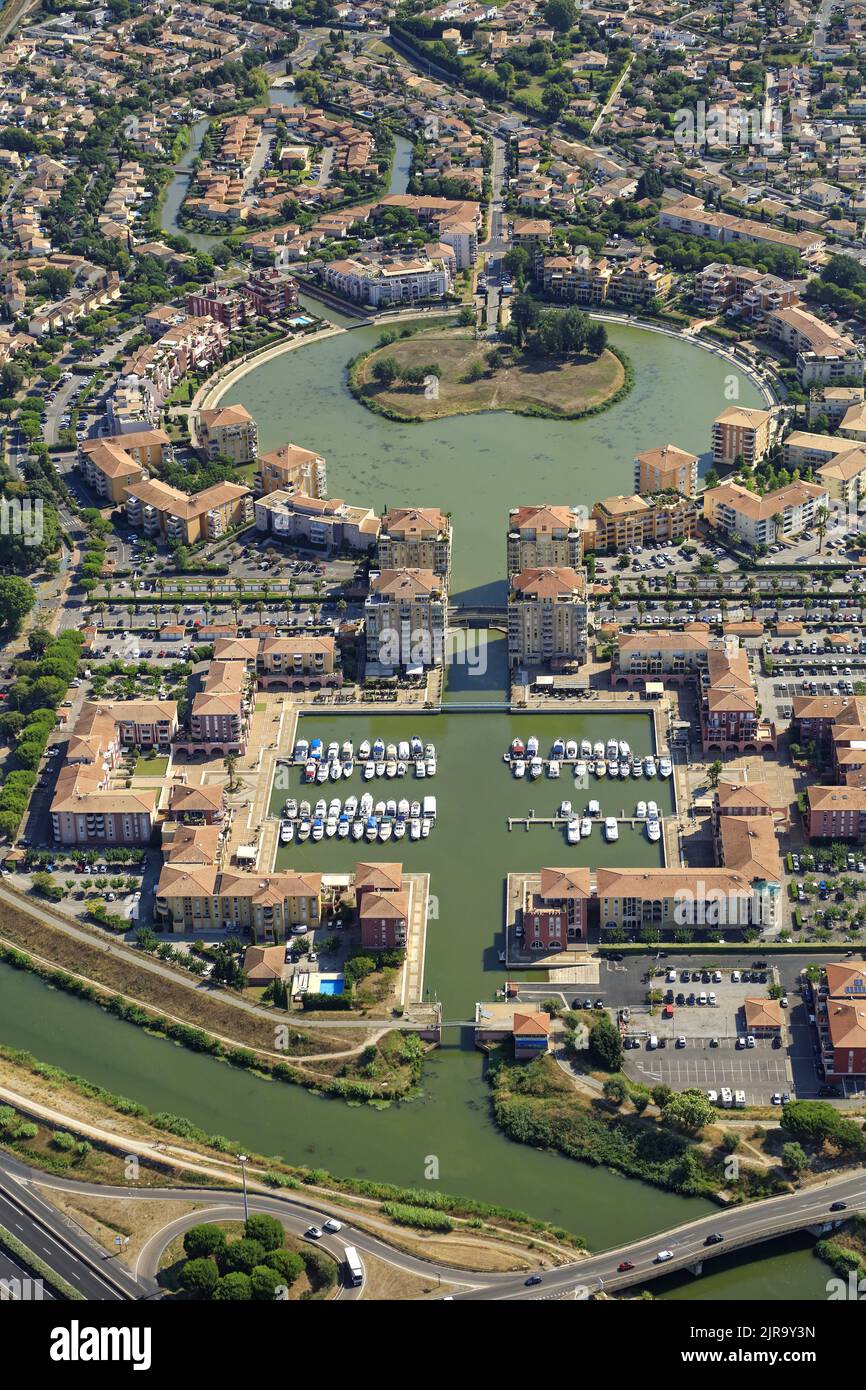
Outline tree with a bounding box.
[602,1075,627,1104]
[510,293,539,347]
[264,1248,304,1285]
[218,1238,266,1276]
[543,0,576,31]
[31,872,62,902]
[223,752,240,793]
[588,1014,624,1070]
[781,1141,810,1176]
[708,759,723,788]
[0,576,36,633]
[372,356,399,386]
[183,1224,227,1261]
[244,1213,284,1252]
[663,1088,715,1133]
[250,1264,285,1300]
[178,1257,219,1296]
[503,246,530,281]
[212,1272,252,1300]
[815,504,829,553]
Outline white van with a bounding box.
[720,1087,733,1107]
[666,969,676,982]
[698,991,707,1006]
[648,1034,659,1050]
[734,1090,746,1108]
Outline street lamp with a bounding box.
[238,1154,249,1224]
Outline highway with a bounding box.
[2,1151,866,1301]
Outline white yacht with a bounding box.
[426,758,436,777]
[364,761,376,781]
[580,817,592,839]
[327,741,339,762]
[606,737,618,760]
[344,795,358,820]
[396,761,407,778]
[375,760,386,777]
[398,741,411,761]
[294,739,309,762]
[359,793,373,818]
[580,738,592,758]
[604,817,619,842]
[647,800,659,819]
[567,819,580,844]
[328,761,341,781]
[636,800,647,819]
[529,757,543,779]
[393,820,406,840]
[299,800,311,820]
[415,759,426,778]
[632,761,643,778]
[619,740,630,758]
[595,761,606,778]
[386,798,397,818]
[386,743,398,762]
[588,799,601,817]
[410,817,422,840]
[280,820,293,843]
[644,756,656,777]
[374,800,386,818]
[372,738,385,760]
[410,801,421,819]
[421,817,432,838]
[341,740,353,760]
[365,817,378,841]
[647,818,661,843]
[312,818,324,841]
[658,756,672,778]
[425,743,436,760]
[325,816,337,838]
[343,759,354,779]
[314,799,327,819]
[411,736,424,758]
[337,817,349,839]
[513,760,525,778]
[593,741,605,760]
[575,760,587,780]
[398,798,410,818]
[358,740,371,761]
[565,739,578,761]
[352,820,364,840]
[552,737,565,759]
[284,798,298,819]
[607,760,618,778]
[385,760,398,779]
[619,760,630,778]
[297,819,311,842]
[558,799,573,820]
[548,759,561,779]
[526,735,539,757]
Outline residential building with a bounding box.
[185,283,247,329]
[378,507,452,584]
[507,566,587,672]
[591,492,698,551]
[694,263,799,320]
[512,1011,551,1058]
[815,963,866,1079]
[711,406,775,468]
[766,307,863,386]
[355,861,407,951]
[659,198,825,262]
[241,268,298,317]
[506,505,585,577]
[155,866,322,939]
[255,636,341,690]
[634,443,698,498]
[257,442,327,498]
[522,867,591,949]
[196,404,258,464]
[125,478,253,544]
[364,569,446,672]
[806,785,866,843]
[319,253,451,307]
[597,866,782,933]
[612,256,672,305]
[703,479,829,549]
[614,627,727,687]
[78,439,144,504]
[254,491,379,552]
[701,648,771,754]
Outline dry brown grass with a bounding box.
[35,1189,209,1270]
[356,328,624,421]
[360,1250,457,1300]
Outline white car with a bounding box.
[654,1250,674,1264]
[305,1226,323,1240]
[771,1093,783,1105]
[323,1218,342,1233]
[746,1035,756,1048]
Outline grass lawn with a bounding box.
[135,755,169,776]
[355,328,625,421]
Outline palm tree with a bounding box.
[223,752,240,792]
[815,505,829,553]
[771,512,783,545]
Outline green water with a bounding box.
[273,700,672,1012]
[221,321,763,603]
[0,319,813,1291]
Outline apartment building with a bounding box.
[614,627,726,687]
[783,430,858,471]
[540,251,612,305]
[196,403,258,464]
[711,406,775,468]
[319,253,451,307]
[612,256,672,305]
[521,867,591,950]
[815,962,866,1080]
[808,385,864,429]
[255,635,341,690]
[701,647,769,753]
[694,262,799,320]
[634,443,698,498]
[364,568,446,673]
[597,866,782,933]
[766,307,864,386]
[791,695,866,748]
[51,770,157,847]
[241,267,298,317]
[78,439,144,504]
[257,442,327,499]
[185,283,247,329]
[659,198,825,262]
[703,479,829,549]
[254,490,379,552]
[155,865,321,939]
[125,478,252,544]
[507,566,588,673]
[378,507,452,584]
[807,785,866,843]
[506,505,585,577]
[591,492,698,551]
[174,660,252,757]
[167,782,227,825]
[355,861,407,951]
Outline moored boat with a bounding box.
[604,816,619,843]
[567,818,580,844]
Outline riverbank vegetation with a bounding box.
[489,1052,787,1201]
[0,1046,586,1268]
[350,325,630,422]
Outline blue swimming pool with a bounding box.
[317,978,344,996]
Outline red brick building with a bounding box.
[355,861,407,951]
[523,867,591,950]
[817,963,866,1079]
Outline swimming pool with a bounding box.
[317,977,344,996]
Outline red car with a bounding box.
[617,1261,635,1273]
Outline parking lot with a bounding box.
[627,1036,791,1106]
